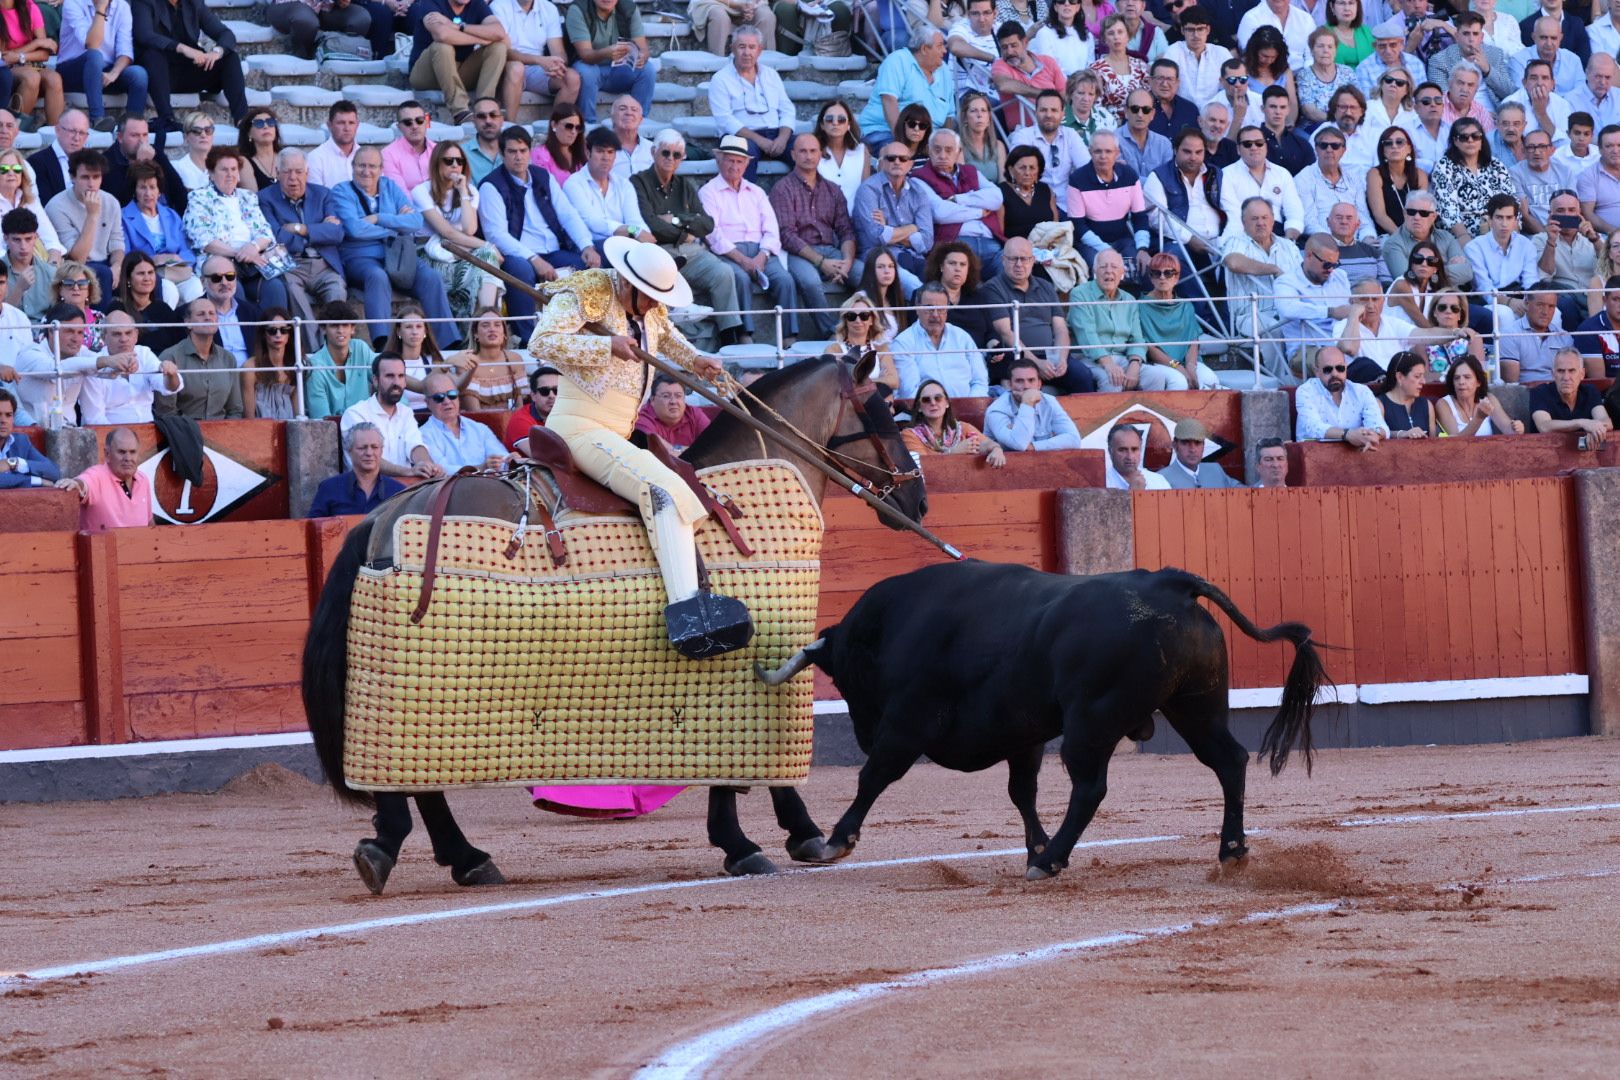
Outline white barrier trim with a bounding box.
[1354,674,1588,704]
[0,732,314,764]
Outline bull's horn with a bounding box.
[753,639,825,686]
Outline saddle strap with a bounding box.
[649,439,755,557]
[410,472,466,625]
[531,478,569,567]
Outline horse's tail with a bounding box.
[302,518,374,805]
[1173,569,1332,777]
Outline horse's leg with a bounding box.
[353,793,413,895]
[1006,742,1050,869]
[770,787,833,863]
[1163,690,1251,870]
[414,792,507,886]
[708,787,777,877]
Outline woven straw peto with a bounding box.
[342,461,823,792]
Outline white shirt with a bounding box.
[1589,19,1620,62]
[1410,119,1451,173]
[1294,377,1390,440]
[0,299,30,354]
[1029,25,1095,77]
[819,144,870,212]
[341,395,426,469]
[1162,41,1233,108]
[1105,460,1171,489]
[1502,88,1572,146]
[1340,124,1380,173]
[1365,99,1420,140]
[78,344,180,424]
[490,0,562,57]
[947,18,996,95]
[1333,310,1416,370]
[562,167,649,244]
[1219,159,1304,237]
[1008,124,1090,190]
[306,138,359,190]
[478,167,594,260]
[1566,83,1620,131]
[1274,265,1352,351]
[1293,162,1373,241]
[1236,3,1315,70]
[173,154,209,191]
[891,321,988,399]
[1222,230,1303,336]
[13,341,100,424]
[708,63,796,137]
[609,134,655,182]
[1143,166,1221,245]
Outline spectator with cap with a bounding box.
[1157,418,1242,489]
[1500,282,1576,384]
[54,427,152,530]
[1529,346,1612,439]
[985,357,1084,453]
[1354,17,1425,97]
[633,128,747,348]
[635,373,712,453]
[708,25,795,182]
[409,0,509,127]
[857,26,955,152]
[700,133,801,346]
[1220,123,1303,241]
[1295,344,1388,444]
[1253,435,1288,487]
[1103,422,1169,489]
[308,422,405,517]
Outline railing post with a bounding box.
[1489,289,1501,383]
[1249,294,1262,382]
[293,316,308,420]
[1011,299,1023,363]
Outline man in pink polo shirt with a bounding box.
[990,21,1064,131]
[55,427,153,532]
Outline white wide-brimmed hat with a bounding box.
[604,234,694,308]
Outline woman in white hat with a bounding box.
[529,235,750,658]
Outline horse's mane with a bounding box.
[681,355,838,462]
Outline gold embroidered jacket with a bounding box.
[527,269,705,401]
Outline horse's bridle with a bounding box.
[820,361,922,502]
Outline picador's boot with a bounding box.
[650,488,753,659]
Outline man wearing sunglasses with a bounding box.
[1274,234,1353,377]
[1293,345,1388,446]
[1353,18,1425,100]
[504,365,560,448]
[1295,124,1371,240]
[1408,81,1451,172]
[420,371,521,470]
[1117,89,1173,179]
[381,100,437,193]
[1218,123,1302,242]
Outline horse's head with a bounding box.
[825,352,928,527]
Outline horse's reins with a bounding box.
[444,242,965,561]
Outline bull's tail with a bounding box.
[1178,571,1331,777]
[302,519,375,805]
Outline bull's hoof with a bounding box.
[353,841,395,896]
[725,851,779,876]
[1025,864,1061,881]
[453,858,508,887]
[1217,852,1250,877]
[786,835,836,864]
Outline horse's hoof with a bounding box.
[454,858,507,887]
[786,835,835,864]
[725,852,779,876]
[353,841,395,896]
[1025,864,1060,881]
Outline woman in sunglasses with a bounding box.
[1428,117,1515,243]
[895,103,933,170]
[0,147,61,259]
[1436,354,1521,436]
[829,291,898,392]
[815,100,870,211]
[244,307,297,420]
[50,260,106,348]
[1139,253,1218,389]
[1371,351,1434,438]
[1088,14,1147,112]
[533,103,586,186]
[1366,124,1429,235]
[236,108,283,194]
[1409,286,1484,376]
[1298,26,1353,127]
[1365,69,1416,138]
[1385,239,1448,327]
[110,250,184,355]
[901,377,1006,467]
[172,111,215,192]
[414,140,504,321]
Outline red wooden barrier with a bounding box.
[0,487,81,532]
[1132,477,1585,688]
[1285,432,1617,487]
[0,532,85,750]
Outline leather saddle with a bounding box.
[524,426,754,557]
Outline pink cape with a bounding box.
[529,785,685,819]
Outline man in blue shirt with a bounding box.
[0,389,60,489]
[419,372,521,470]
[857,28,955,152]
[984,358,1082,452]
[1465,194,1539,316]
[307,422,404,517]
[1574,274,1620,377]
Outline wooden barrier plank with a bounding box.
[0,635,84,705]
[1516,483,1553,676]
[113,519,309,564]
[306,515,360,612]
[127,685,305,742]
[121,620,308,696]
[117,556,312,632]
[0,572,81,640]
[0,701,88,750]
[0,532,79,574]
[77,530,129,743]
[1344,488,1388,685]
[1487,479,1527,678]
[1537,479,1579,676]
[1433,484,1473,681]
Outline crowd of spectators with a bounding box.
[11,0,1620,514]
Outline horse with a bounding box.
[302,354,929,893]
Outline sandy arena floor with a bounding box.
[3,737,1619,1079]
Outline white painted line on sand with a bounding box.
[1339,802,1620,828]
[634,901,1343,1080]
[0,834,1181,986]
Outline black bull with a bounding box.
[757,561,1331,879]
